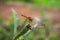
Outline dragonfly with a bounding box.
[14,14,36,40]
[12,8,36,40]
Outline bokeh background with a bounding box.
[0,0,60,40]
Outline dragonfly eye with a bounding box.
[27,17,32,22]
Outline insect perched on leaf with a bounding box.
[14,14,33,40]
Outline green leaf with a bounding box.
[11,8,18,37]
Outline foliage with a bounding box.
[12,8,18,37]
[0,0,60,40]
